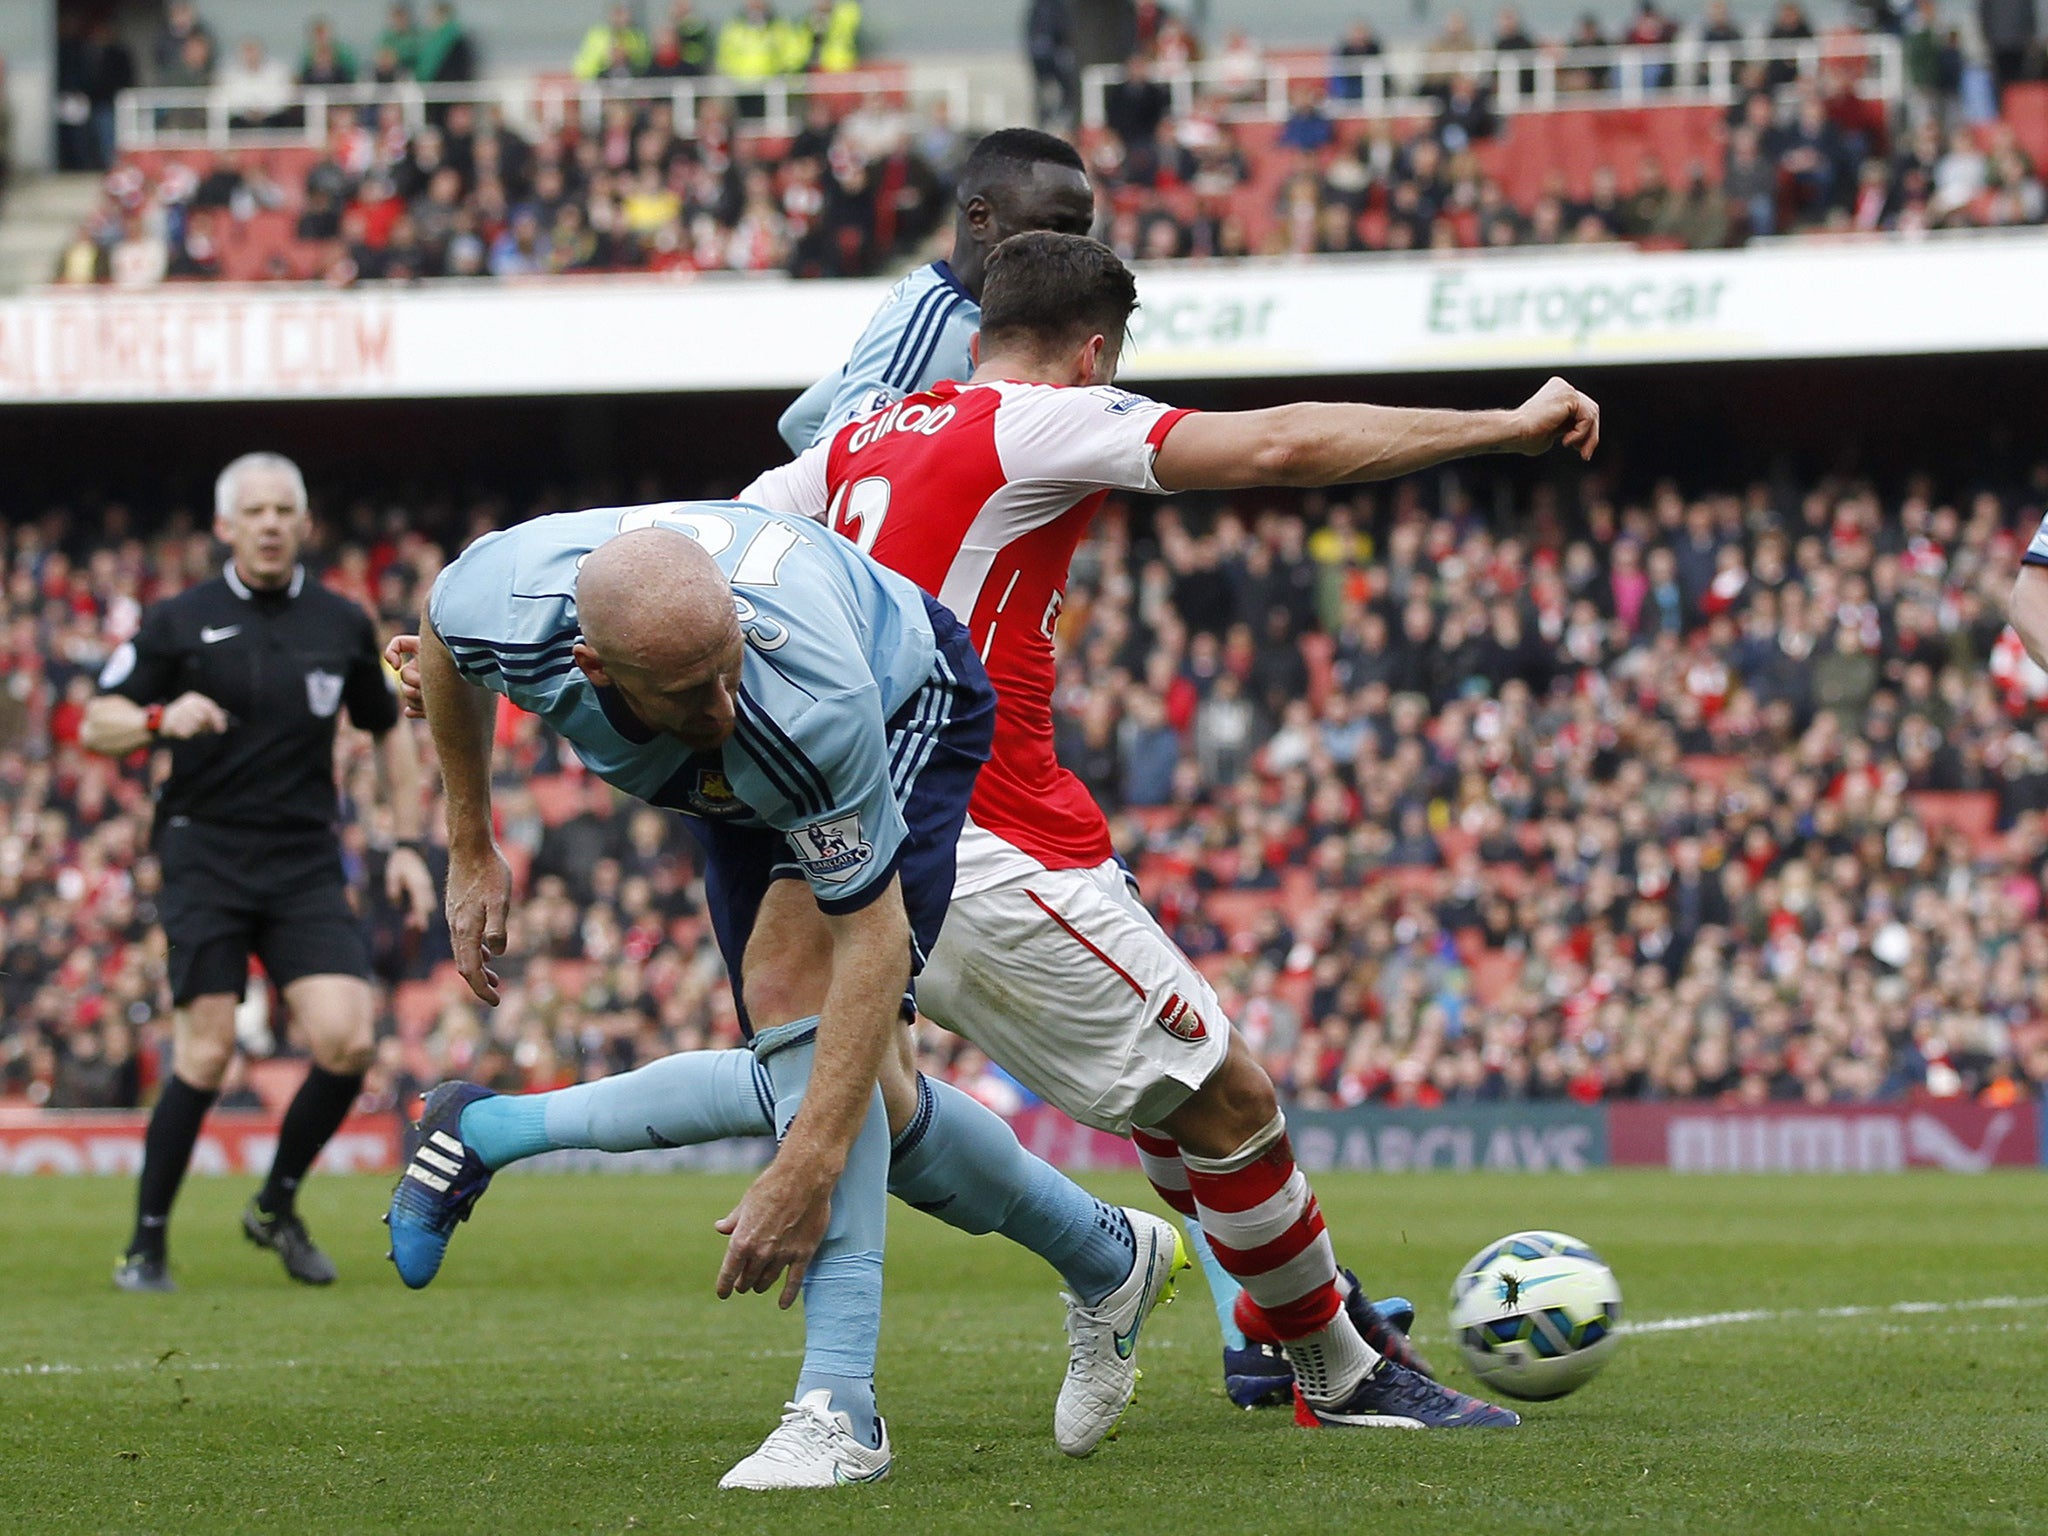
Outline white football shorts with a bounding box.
[917,857,1232,1134]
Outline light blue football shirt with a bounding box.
[427,501,937,914]
[777,260,980,452]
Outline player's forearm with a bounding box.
[1242,402,1525,489]
[80,696,153,756]
[2010,566,2048,672]
[418,621,498,851]
[777,884,911,1180]
[377,716,427,843]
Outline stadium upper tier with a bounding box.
[41,23,2047,288]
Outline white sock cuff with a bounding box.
[1179,1110,1288,1177]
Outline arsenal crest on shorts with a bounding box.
[305,669,344,718]
[1154,991,1207,1042]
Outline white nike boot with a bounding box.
[1054,1208,1188,1457]
[718,1389,893,1490]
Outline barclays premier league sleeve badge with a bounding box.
[788,813,873,883]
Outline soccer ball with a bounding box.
[1448,1230,1622,1401]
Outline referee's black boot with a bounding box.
[242,1198,338,1286]
[113,1251,177,1293]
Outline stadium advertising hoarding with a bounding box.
[2,1101,2038,1173]
[1607,1099,2043,1172]
[1005,1102,1606,1173]
[2,235,2045,403]
[0,1108,398,1176]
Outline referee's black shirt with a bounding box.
[97,562,400,834]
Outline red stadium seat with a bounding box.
[529,775,586,827]
[2005,83,2048,168]
[1906,791,1997,847]
[1201,888,1282,937]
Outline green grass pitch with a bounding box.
[4,1170,2045,1534]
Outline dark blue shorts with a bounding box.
[690,594,994,1037]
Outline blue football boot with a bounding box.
[1226,1284,1424,1406]
[385,1082,498,1289]
[1296,1358,1520,1430]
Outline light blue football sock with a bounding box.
[458,1048,775,1170]
[759,1021,889,1450]
[1183,1218,1249,1349]
[888,1074,1136,1307]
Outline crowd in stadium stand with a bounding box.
[4,460,2048,1119]
[47,0,2048,282]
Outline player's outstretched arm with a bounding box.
[2010,565,2048,674]
[715,880,910,1309]
[1152,376,1600,492]
[418,621,513,1005]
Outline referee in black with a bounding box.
[84,452,434,1291]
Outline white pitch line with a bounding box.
[1620,1294,2048,1337]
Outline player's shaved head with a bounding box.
[578,528,736,674]
[574,529,744,749]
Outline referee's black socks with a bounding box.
[129,1076,220,1259]
[258,1066,365,1217]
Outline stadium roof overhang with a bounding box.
[1,233,2043,405]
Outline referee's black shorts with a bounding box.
[155,818,371,1006]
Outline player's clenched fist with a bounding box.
[1510,377,1601,460]
[383,632,426,718]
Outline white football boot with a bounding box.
[717,1390,893,1490]
[1054,1208,1189,1457]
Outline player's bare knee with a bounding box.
[310,1028,375,1076]
[171,1003,237,1090]
[287,976,374,1074]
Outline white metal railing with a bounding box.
[1083,35,1903,129]
[114,66,974,153]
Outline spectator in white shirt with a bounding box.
[219,37,296,129]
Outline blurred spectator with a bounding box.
[417,3,478,84]
[300,19,359,88]
[152,0,216,84]
[1027,0,1079,128]
[1765,0,1817,87]
[0,56,11,211]
[379,2,426,79]
[57,19,135,172]
[716,0,782,80]
[1105,53,1172,149]
[1700,0,1745,43]
[1328,22,1383,102]
[806,0,864,73]
[1213,28,1266,104]
[1980,0,2040,99]
[1278,86,1335,152]
[574,3,652,80]
[653,0,715,78]
[219,38,297,129]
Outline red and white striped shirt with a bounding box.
[742,378,1194,892]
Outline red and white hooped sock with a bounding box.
[1131,1127,1197,1217]
[1181,1112,1376,1405]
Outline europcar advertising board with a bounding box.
[3,235,2042,403]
